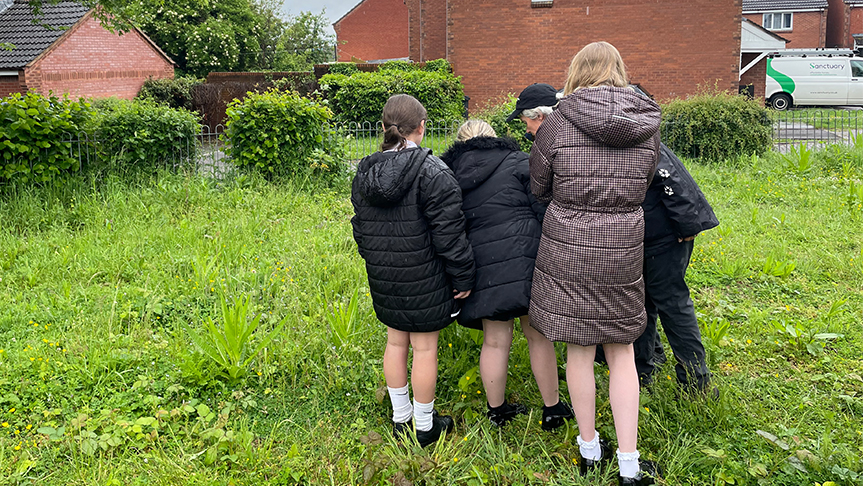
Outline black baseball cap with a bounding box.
[505,83,560,122]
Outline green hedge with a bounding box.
[223,89,344,180]
[0,92,93,183]
[320,69,464,123]
[661,90,772,162]
[137,76,205,111]
[93,99,201,171]
[473,94,533,153]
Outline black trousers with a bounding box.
[635,239,710,388]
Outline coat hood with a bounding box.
[439,137,521,191]
[558,86,660,148]
[354,147,429,207]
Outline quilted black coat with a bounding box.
[440,137,546,330]
[642,143,719,257]
[351,147,476,332]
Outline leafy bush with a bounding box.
[320,69,465,123]
[473,94,533,152]
[93,99,201,171]
[137,75,205,111]
[223,89,344,180]
[423,59,452,73]
[0,92,93,183]
[661,89,772,162]
[328,62,359,76]
[377,60,414,72]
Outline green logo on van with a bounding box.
[767,58,796,94]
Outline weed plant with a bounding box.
[1,145,863,485]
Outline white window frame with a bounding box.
[762,12,793,31]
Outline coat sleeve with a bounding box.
[529,120,557,204]
[419,159,476,292]
[656,144,720,238]
[515,152,548,223]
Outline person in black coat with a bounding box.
[440,120,573,430]
[635,143,719,390]
[351,95,475,447]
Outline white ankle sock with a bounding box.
[388,384,412,423]
[413,399,434,432]
[577,431,602,460]
[617,449,641,478]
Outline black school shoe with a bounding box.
[618,459,659,486]
[415,412,454,448]
[487,401,528,426]
[578,437,612,475]
[541,400,574,431]
[393,420,412,439]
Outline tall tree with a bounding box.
[275,10,335,71]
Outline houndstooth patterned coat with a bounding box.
[528,86,661,345]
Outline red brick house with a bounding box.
[740,18,788,101]
[404,0,743,107]
[0,0,174,99]
[333,0,410,62]
[742,0,828,47]
[827,0,863,47]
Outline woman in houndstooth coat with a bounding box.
[527,42,661,484]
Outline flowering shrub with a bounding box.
[0,92,93,183]
[223,90,345,180]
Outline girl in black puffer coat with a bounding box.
[440,120,571,429]
[351,95,475,448]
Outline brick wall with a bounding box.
[29,14,173,100]
[826,0,849,47]
[743,11,826,47]
[405,0,447,62]
[739,53,767,103]
[851,8,863,47]
[0,74,24,98]
[439,0,741,108]
[334,0,409,61]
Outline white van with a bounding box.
[765,55,863,110]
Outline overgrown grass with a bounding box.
[1,145,863,485]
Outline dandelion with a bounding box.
[448,343,452,348]
[747,340,752,344]
[1,422,8,427]
[9,408,15,413]
[453,457,459,463]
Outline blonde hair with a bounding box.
[563,41,628,95]
[456,119,496,141]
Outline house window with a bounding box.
[763,12,792,31]
[531,0,553,8]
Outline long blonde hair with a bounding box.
[563,41,628,95]
[456,119,496,141]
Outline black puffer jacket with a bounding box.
[351,147,476,332]
[440,137,546,330]
[643,144,719,257]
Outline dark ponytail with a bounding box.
[380,94,427,152]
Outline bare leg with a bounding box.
[409,331,440,403]
[383,328,410,388]
[480,319,515,407]
[521,316,560,407]
[567,344,597,442]
[604,342,640,453]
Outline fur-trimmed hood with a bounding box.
[440,136,522,191]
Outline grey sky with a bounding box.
[282,0,361,36]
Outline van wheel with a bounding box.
[770,93,792,111]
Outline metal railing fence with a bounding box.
[331,119,463,161]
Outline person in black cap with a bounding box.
[505,83,562,141]
[508,81,720,394]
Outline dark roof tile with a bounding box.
[0,0,90,69]
[742,0,828,11]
